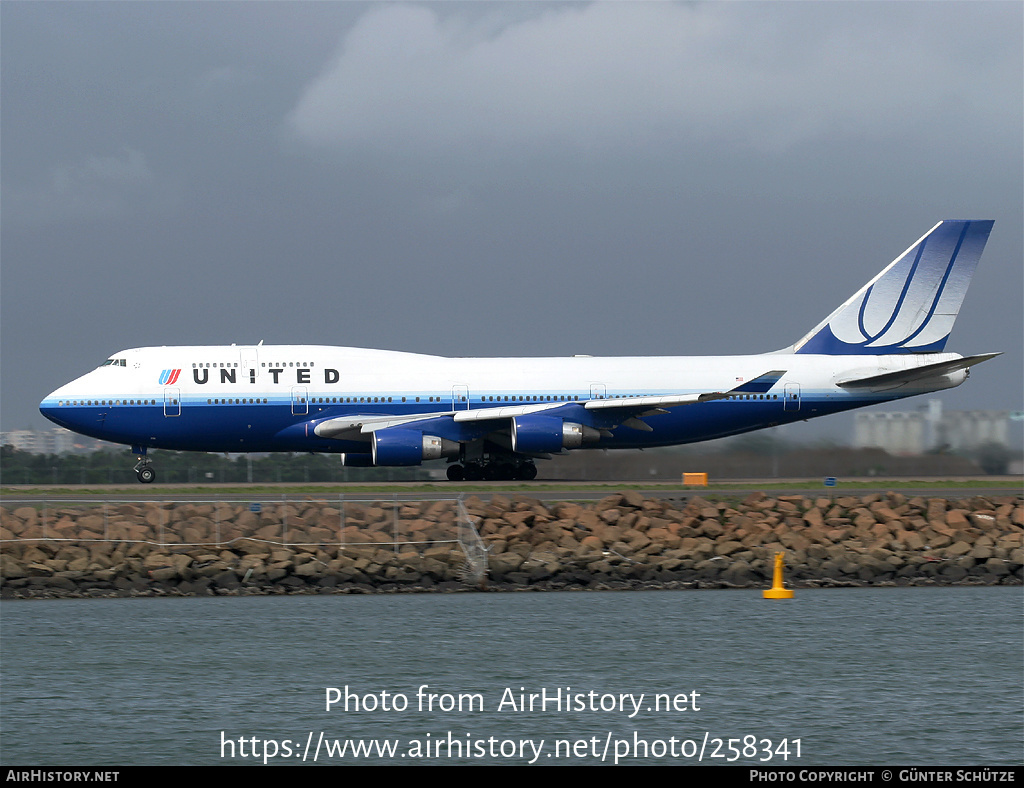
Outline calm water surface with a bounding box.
[1,587,1021,765]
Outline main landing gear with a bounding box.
[446,460,537,482]
[132,447,155,484]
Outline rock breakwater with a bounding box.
[1,492,1021,598]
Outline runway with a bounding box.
[2,477,1020,503]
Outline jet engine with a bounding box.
[371,429,459,466]
[510,415,600,454]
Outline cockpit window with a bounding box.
[100,359,127,367]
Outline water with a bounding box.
[1,588,1021,765]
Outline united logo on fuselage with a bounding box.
[158,369,181,385]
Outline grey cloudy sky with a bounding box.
[2,1,1021,439]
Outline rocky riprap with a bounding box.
[1,491,1021,598]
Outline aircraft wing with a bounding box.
[451,401,566,422]
[580,371,786,412]
[313,412,451,438]
[312,370,787,440]
[313,402,568,438]
[581,370,787,429]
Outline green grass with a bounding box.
[2,478,1021,499]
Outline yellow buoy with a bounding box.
[763,552,794,599]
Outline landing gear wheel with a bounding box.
[518,463,537,481]
[137,467,156,484]
[446,464,465,482]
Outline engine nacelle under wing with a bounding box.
[510,415,600,454]
[371,428,459,466]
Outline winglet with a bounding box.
[697,370,788,402]
[792,220,993,355]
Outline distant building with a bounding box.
[854,412,927,455]
[1,428,109,454]
[854,401,1011,455]
[938,410,1010,452]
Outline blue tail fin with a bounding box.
[792,220,993,355]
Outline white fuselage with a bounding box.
[40,344,967,455]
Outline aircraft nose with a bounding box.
[40,383,78,428]
[40,390,64,425]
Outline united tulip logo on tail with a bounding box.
[158,369,181,385]
[794,220,993,355]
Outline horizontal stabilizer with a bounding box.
[837,353,1000,390]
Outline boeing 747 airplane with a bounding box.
[40,220,998,482]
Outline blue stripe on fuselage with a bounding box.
[41,388,904,453]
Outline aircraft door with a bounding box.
[590,383,607,400]
[163,387,181,417]
[240,347,259,385]
[291,386,308,415]
[784,383,801,411]
[452,385,469,411]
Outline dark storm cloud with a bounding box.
[286,3,1016,156]
[1,2,1021,436]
